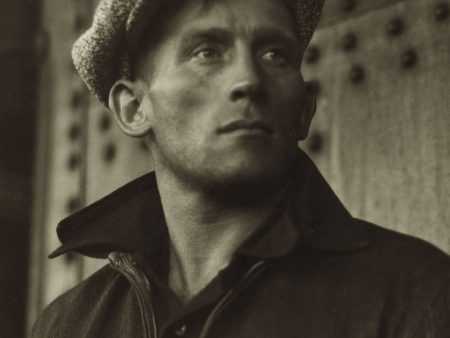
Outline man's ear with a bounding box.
[298,84,316,141]
[108,79,153,137]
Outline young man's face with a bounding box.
[137,0,313,191]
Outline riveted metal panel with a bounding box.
[302,0,450,252]
[81,0,152,273]
[320,0,405,26]
[81,99,153,278]
[27,0,94,329]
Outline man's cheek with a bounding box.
[274,100,304,139]
[170,71,212,111]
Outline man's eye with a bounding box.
[261,49,288,65]
[193,48,221,60]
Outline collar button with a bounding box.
[174,324,187,336]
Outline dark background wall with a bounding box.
[0,0,40,337]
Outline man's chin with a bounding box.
[159,144,297,198]
[199,155,293,201]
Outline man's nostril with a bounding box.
[230,80,263,101]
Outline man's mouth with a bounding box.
[217,120,274,135]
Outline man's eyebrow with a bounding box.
[251,27,299,49]
[177,26,300,57]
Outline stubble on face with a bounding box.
[136,0,309,197]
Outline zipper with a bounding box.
[108,252,158,338]
[108,252,268,338]
[199,260,269,338]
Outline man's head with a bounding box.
[73,0,324,104]
[73,0,324,193]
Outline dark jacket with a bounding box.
[32,152,450,338]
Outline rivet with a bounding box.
[434,3,449,21]
[99,113,112,132]
[304,45,320,64]
[401,49,418,69]
[69,61,77,73]
[349,64,365,83]
[68,124,81,141]
[103,143,117,162]
[341,0,356,12]
[308,133,324,154]
[66,196,82,213]
[64,252,78,264]
[67,153,81,171]
[341,33,358,51]
[70,91,85,110]
[305,80,321,96]
[140,140,149,152]
[34,30,49,63]
[386,17,404,36]
[74,15,87,32]
[174,324,187,336]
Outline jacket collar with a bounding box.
[49,151,370,259]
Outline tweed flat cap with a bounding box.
[72,0,325,105]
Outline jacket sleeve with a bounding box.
[410,278,450,338]
[30,302,69,338]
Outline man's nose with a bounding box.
[228,51,264,102]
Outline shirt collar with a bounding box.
[49,150,370,259]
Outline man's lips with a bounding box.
[217,120,274,135]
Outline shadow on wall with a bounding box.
[0,1,41,337]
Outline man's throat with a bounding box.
[168,246,232,305]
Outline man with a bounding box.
[33,0,450,337]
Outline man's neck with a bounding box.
[155,171,287,304]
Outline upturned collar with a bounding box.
[49,150,370,259]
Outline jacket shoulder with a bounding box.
[357,219,450,266]
[358,220,450,335]
[354,220,450,307]
[31,264,123,337]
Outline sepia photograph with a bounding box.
[1,0,449,337]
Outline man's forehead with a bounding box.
[149,0,299,44]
